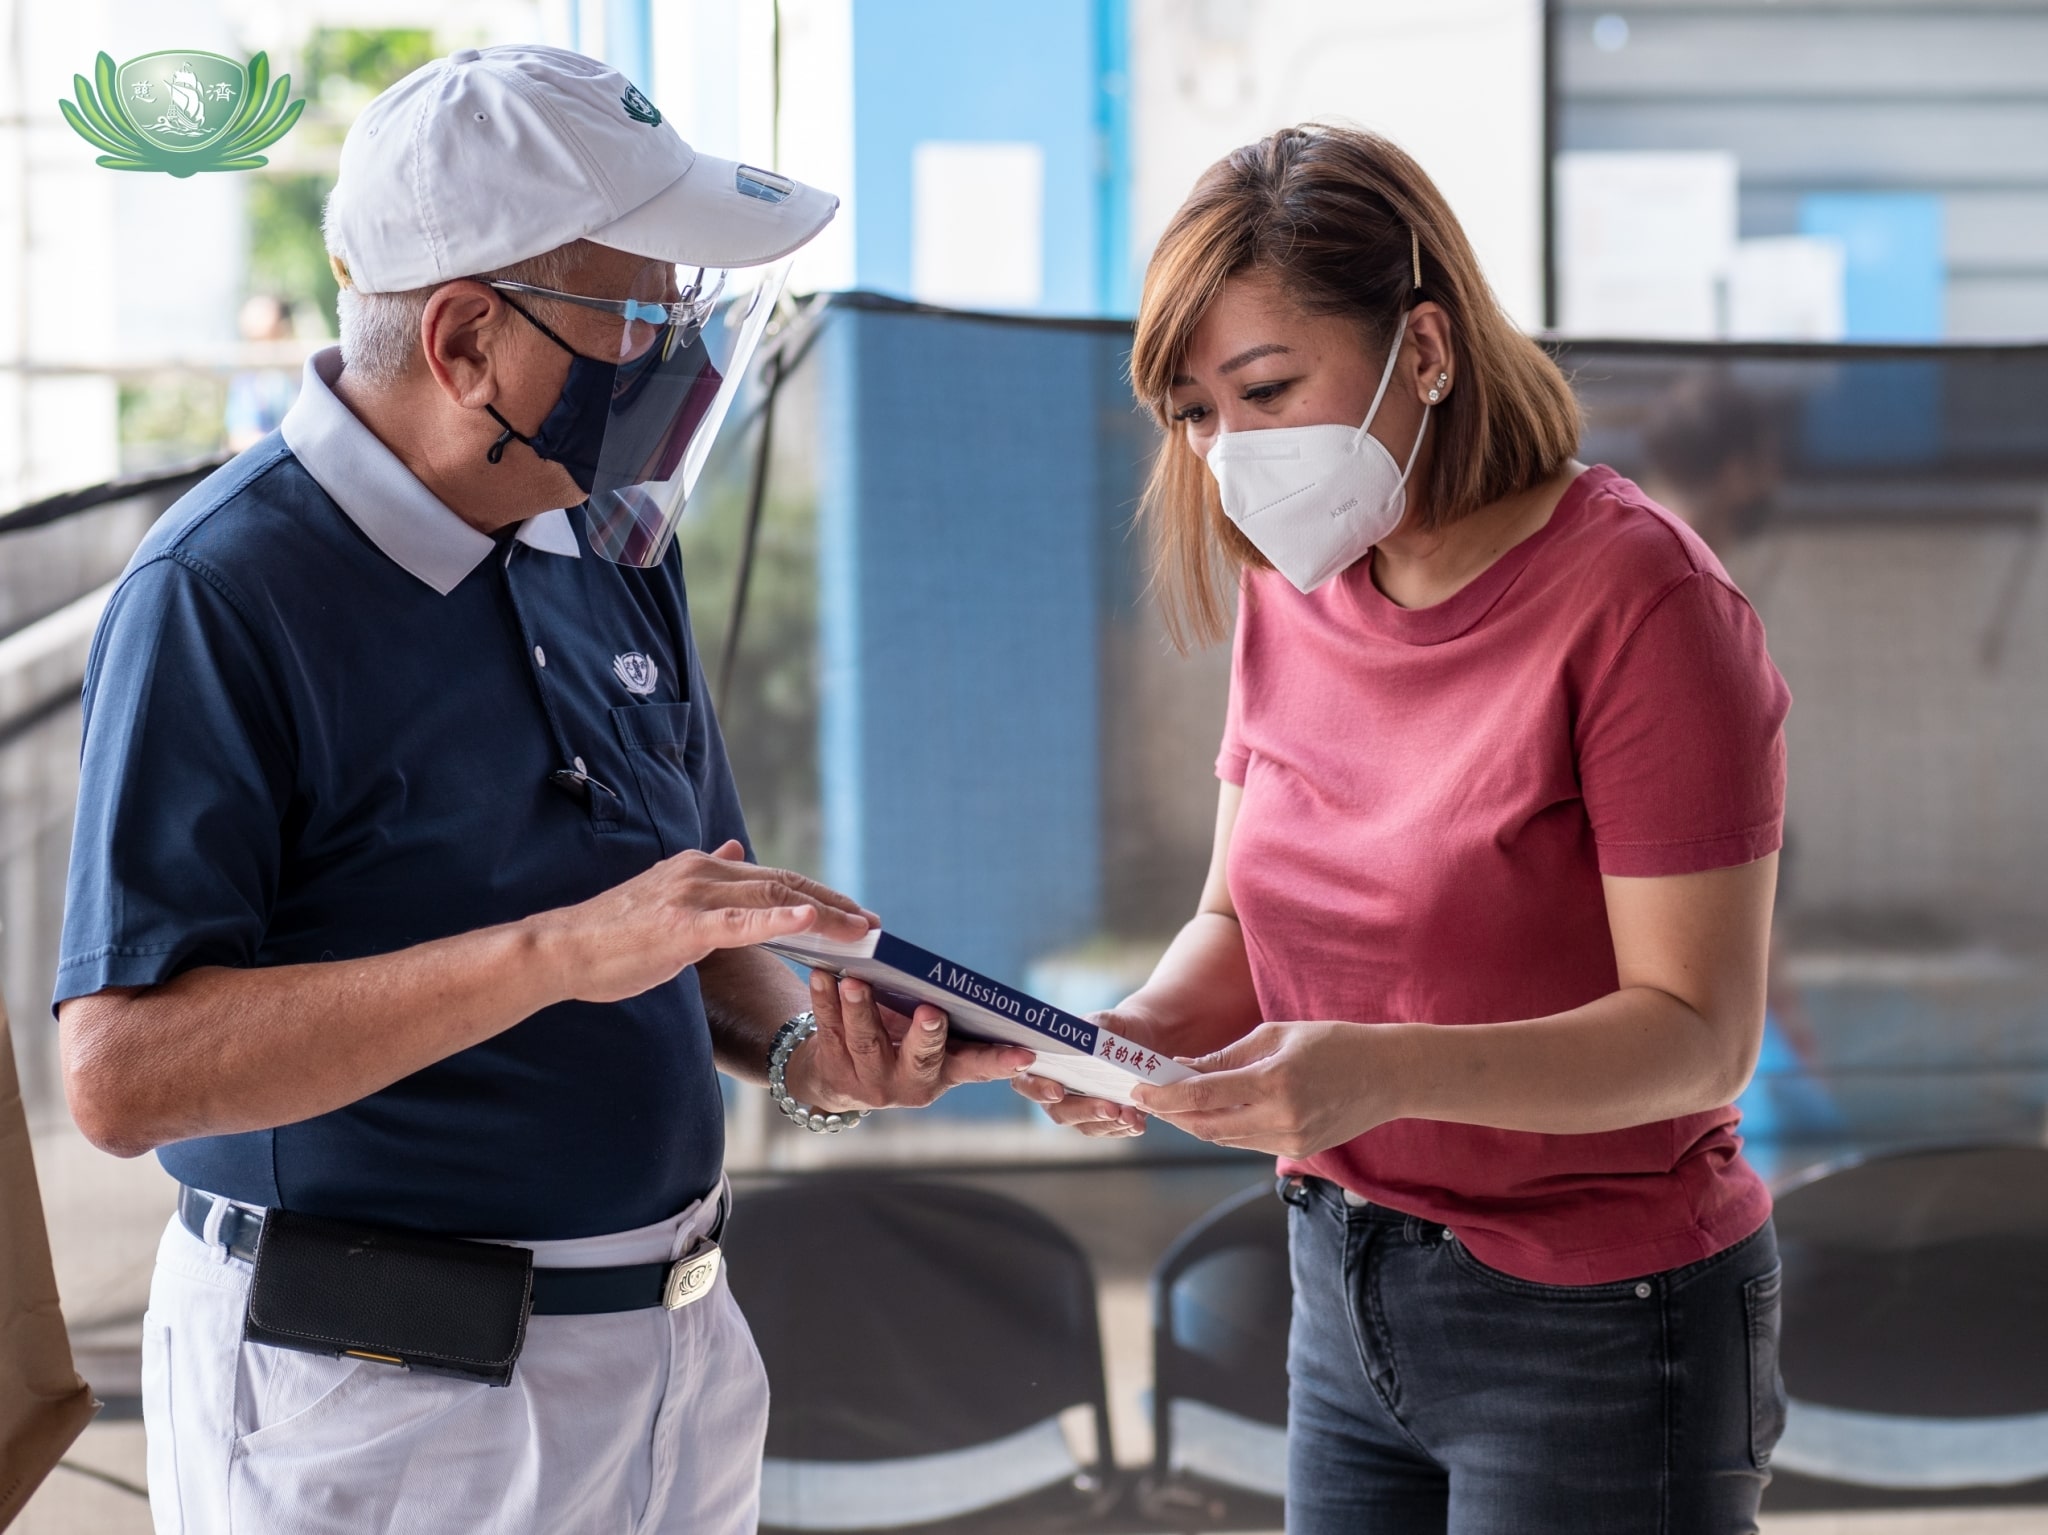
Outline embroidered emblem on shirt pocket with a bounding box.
[612,652,659,695]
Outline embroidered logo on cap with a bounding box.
[620,84,660,126]
[612,653,659,695]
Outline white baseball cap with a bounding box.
[324,44,838,294]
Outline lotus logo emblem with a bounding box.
[612,652,659,696]
[60,50,304,176]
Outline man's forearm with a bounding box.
[61,844,880,1160]
[62,920,564,1158]
[698,945,809,1086]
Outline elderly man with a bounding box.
[54,45,1027,1534]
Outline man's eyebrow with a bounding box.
[1220,343,1291,375]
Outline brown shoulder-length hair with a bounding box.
[1131,125,1582,648]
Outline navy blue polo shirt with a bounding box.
[55,347,749,1239]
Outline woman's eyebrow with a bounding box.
[1220,343,1292,375]
[1171,342,1293,389]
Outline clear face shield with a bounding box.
[489,257,790,568]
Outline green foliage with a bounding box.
[118,375,226,470]
[674,424,824,877]
[243,28,439,333]
[302,29,438,110]
[248,174,339,334]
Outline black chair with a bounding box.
[1764,1144,2048,1512]
[1139,1181,1289,1529]
[722,1175,1120,1533]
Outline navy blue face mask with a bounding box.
[484,295,721,497]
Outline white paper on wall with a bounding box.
[1556,150,1737,338]
[1727,235,1848,341]
[1129,0,1547,331]
[911,141,1046,311]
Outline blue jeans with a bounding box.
[1283,1177,1785,1533]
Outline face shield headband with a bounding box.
[484,259,789,567]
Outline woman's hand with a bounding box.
[1010,1008,1154,1137]
[1131,1021,1409,1157]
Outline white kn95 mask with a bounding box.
[1204,307,1430,594]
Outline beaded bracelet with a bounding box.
[767,1011,867,1133]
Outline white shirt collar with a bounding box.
[279,346,581,595]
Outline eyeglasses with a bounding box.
[485,267,727,335]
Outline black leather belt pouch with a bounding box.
[242,1209,534,1387]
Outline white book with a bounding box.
[761,928,1193,1107]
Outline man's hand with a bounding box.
[1010,1008,1153,1137]
[784,970,1035,1114]
[531,840,875,1004]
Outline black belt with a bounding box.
[178,1185,723,1316]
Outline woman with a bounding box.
[1017,127,1791,1532]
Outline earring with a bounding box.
[1427,371,1447,403]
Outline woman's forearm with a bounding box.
[1135,982,1764,1156]
[1132,861,1775,1152]
[1384,984,1761,1136]
[1379,860,1776,1136]
[1118,909,1263,1056]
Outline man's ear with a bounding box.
[1405,300,1454,404]
[420,281,505,409]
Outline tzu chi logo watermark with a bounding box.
[612,653,660,696]
[60,50,304,176]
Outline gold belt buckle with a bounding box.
[662,1243,722,1310]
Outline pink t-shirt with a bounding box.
[1218,466,1790,1284]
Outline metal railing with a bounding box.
[0,458,235,1130]
[4,315,2047,1526]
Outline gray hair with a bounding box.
[329,226,587,389]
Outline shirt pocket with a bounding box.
[612,702,704,858]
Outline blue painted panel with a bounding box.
[602,0,651,94]
[816,308,1105,986]
[817,317,867,898]
[1800,361,1943,467]
[1095,0,1136,316]
[1800,193,1946,341]
[851,0,1101,314]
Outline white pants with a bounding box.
[141,1186,770,1535]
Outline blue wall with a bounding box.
[850,0,1106,315]
[1797,194,1947,464]
[817,308,1106,983]
[606,0,652,96]
[814,3,1141,990]
[1800,193,1946,342]
[1093,0,1135,316]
